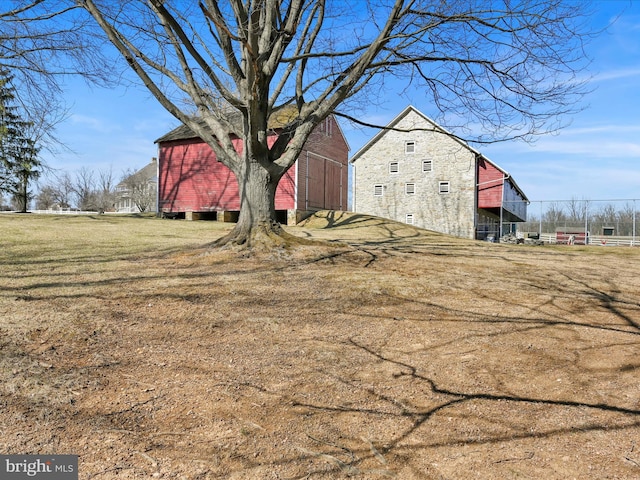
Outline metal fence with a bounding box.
[504,199,639,246]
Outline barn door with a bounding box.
[307,155,326,209]
[306,154,343,210]
[324,160,343,209]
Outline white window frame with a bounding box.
[422,159,432,172]
[405,183,416,195]
[406,214,414,225]
[389,161,399,174]
[405,141,416,154]
[324,117,333,136]
[439,181,450,194]
[374,184,384,196]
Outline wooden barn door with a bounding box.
[324,160,343,209]
[306,154,343,210]
[307,154,326,209]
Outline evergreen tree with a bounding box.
[0,68,41,212]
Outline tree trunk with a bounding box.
[212,160,326,251]
[214,161,287,249]
[17,172,28,213]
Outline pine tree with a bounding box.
[0,68,41,212]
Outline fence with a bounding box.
[26,209,102,215]
[503,199,639,246]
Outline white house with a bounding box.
[114,158,158,213]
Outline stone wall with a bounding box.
[353,109,477,239]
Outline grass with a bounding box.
[1,211,639,479]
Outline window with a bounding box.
[422,160,432,172]
[405,183,416,195]
[374,184,384,196]
[389,162,399,174]
[439,181,450,194]
[324,117,333,136]
[319,117,333,136]
[405,141,416,154]
[406,214,414,225]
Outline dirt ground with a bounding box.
[1,212,639,479]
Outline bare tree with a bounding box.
[0,192,10,210]
[120,168,155,213]
[53,171,74,209]
[35,185,59,210]
[542,202,567,232]
[565,197,590,228]
[95,166,116,212]
[37,170,79,209]
[1,1,111,151]
[73,166,97,211]
[618,202,637,237]
[79,0,591,249]
[591,203,617,236]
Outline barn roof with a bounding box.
[154,122,201,143]
[154,106,301,144]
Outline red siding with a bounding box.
[477,158,504,208]
[158,117,349,215]
[276,164,296,210]
[158,137,295,212]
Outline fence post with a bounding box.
[539,201,543,236]
[633,200,637,247]
[584,203,589,245]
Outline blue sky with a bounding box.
[478,0,640,202]
[42,1,640,203]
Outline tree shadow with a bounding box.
[273,335,640,477]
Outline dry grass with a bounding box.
[1,211,639,479]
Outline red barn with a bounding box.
[155,114,349,223]
[477,156,528,239]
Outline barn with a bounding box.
[351,105,529,240]
[154,113,349,224]
[476,155,529,240]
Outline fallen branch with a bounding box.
[134,450,158,468]
[494,451,534,463]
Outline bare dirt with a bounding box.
[1,211,639,479]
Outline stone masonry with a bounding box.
[352,107,477,239]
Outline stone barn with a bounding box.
[351,105,529,240]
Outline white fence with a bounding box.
[28,209,102,215]
[511,199,639,247]
[535,233,637,247]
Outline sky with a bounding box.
[40,0,640,204]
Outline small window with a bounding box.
[318,117,332,136]
[389,162,399,174]
[405,141,416,154]
[406,214,414,225]
[422,160,432,172]
[325,117,332,136]
[439,181,450,194]
[405,183,416,195]
[374,184,384,196]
